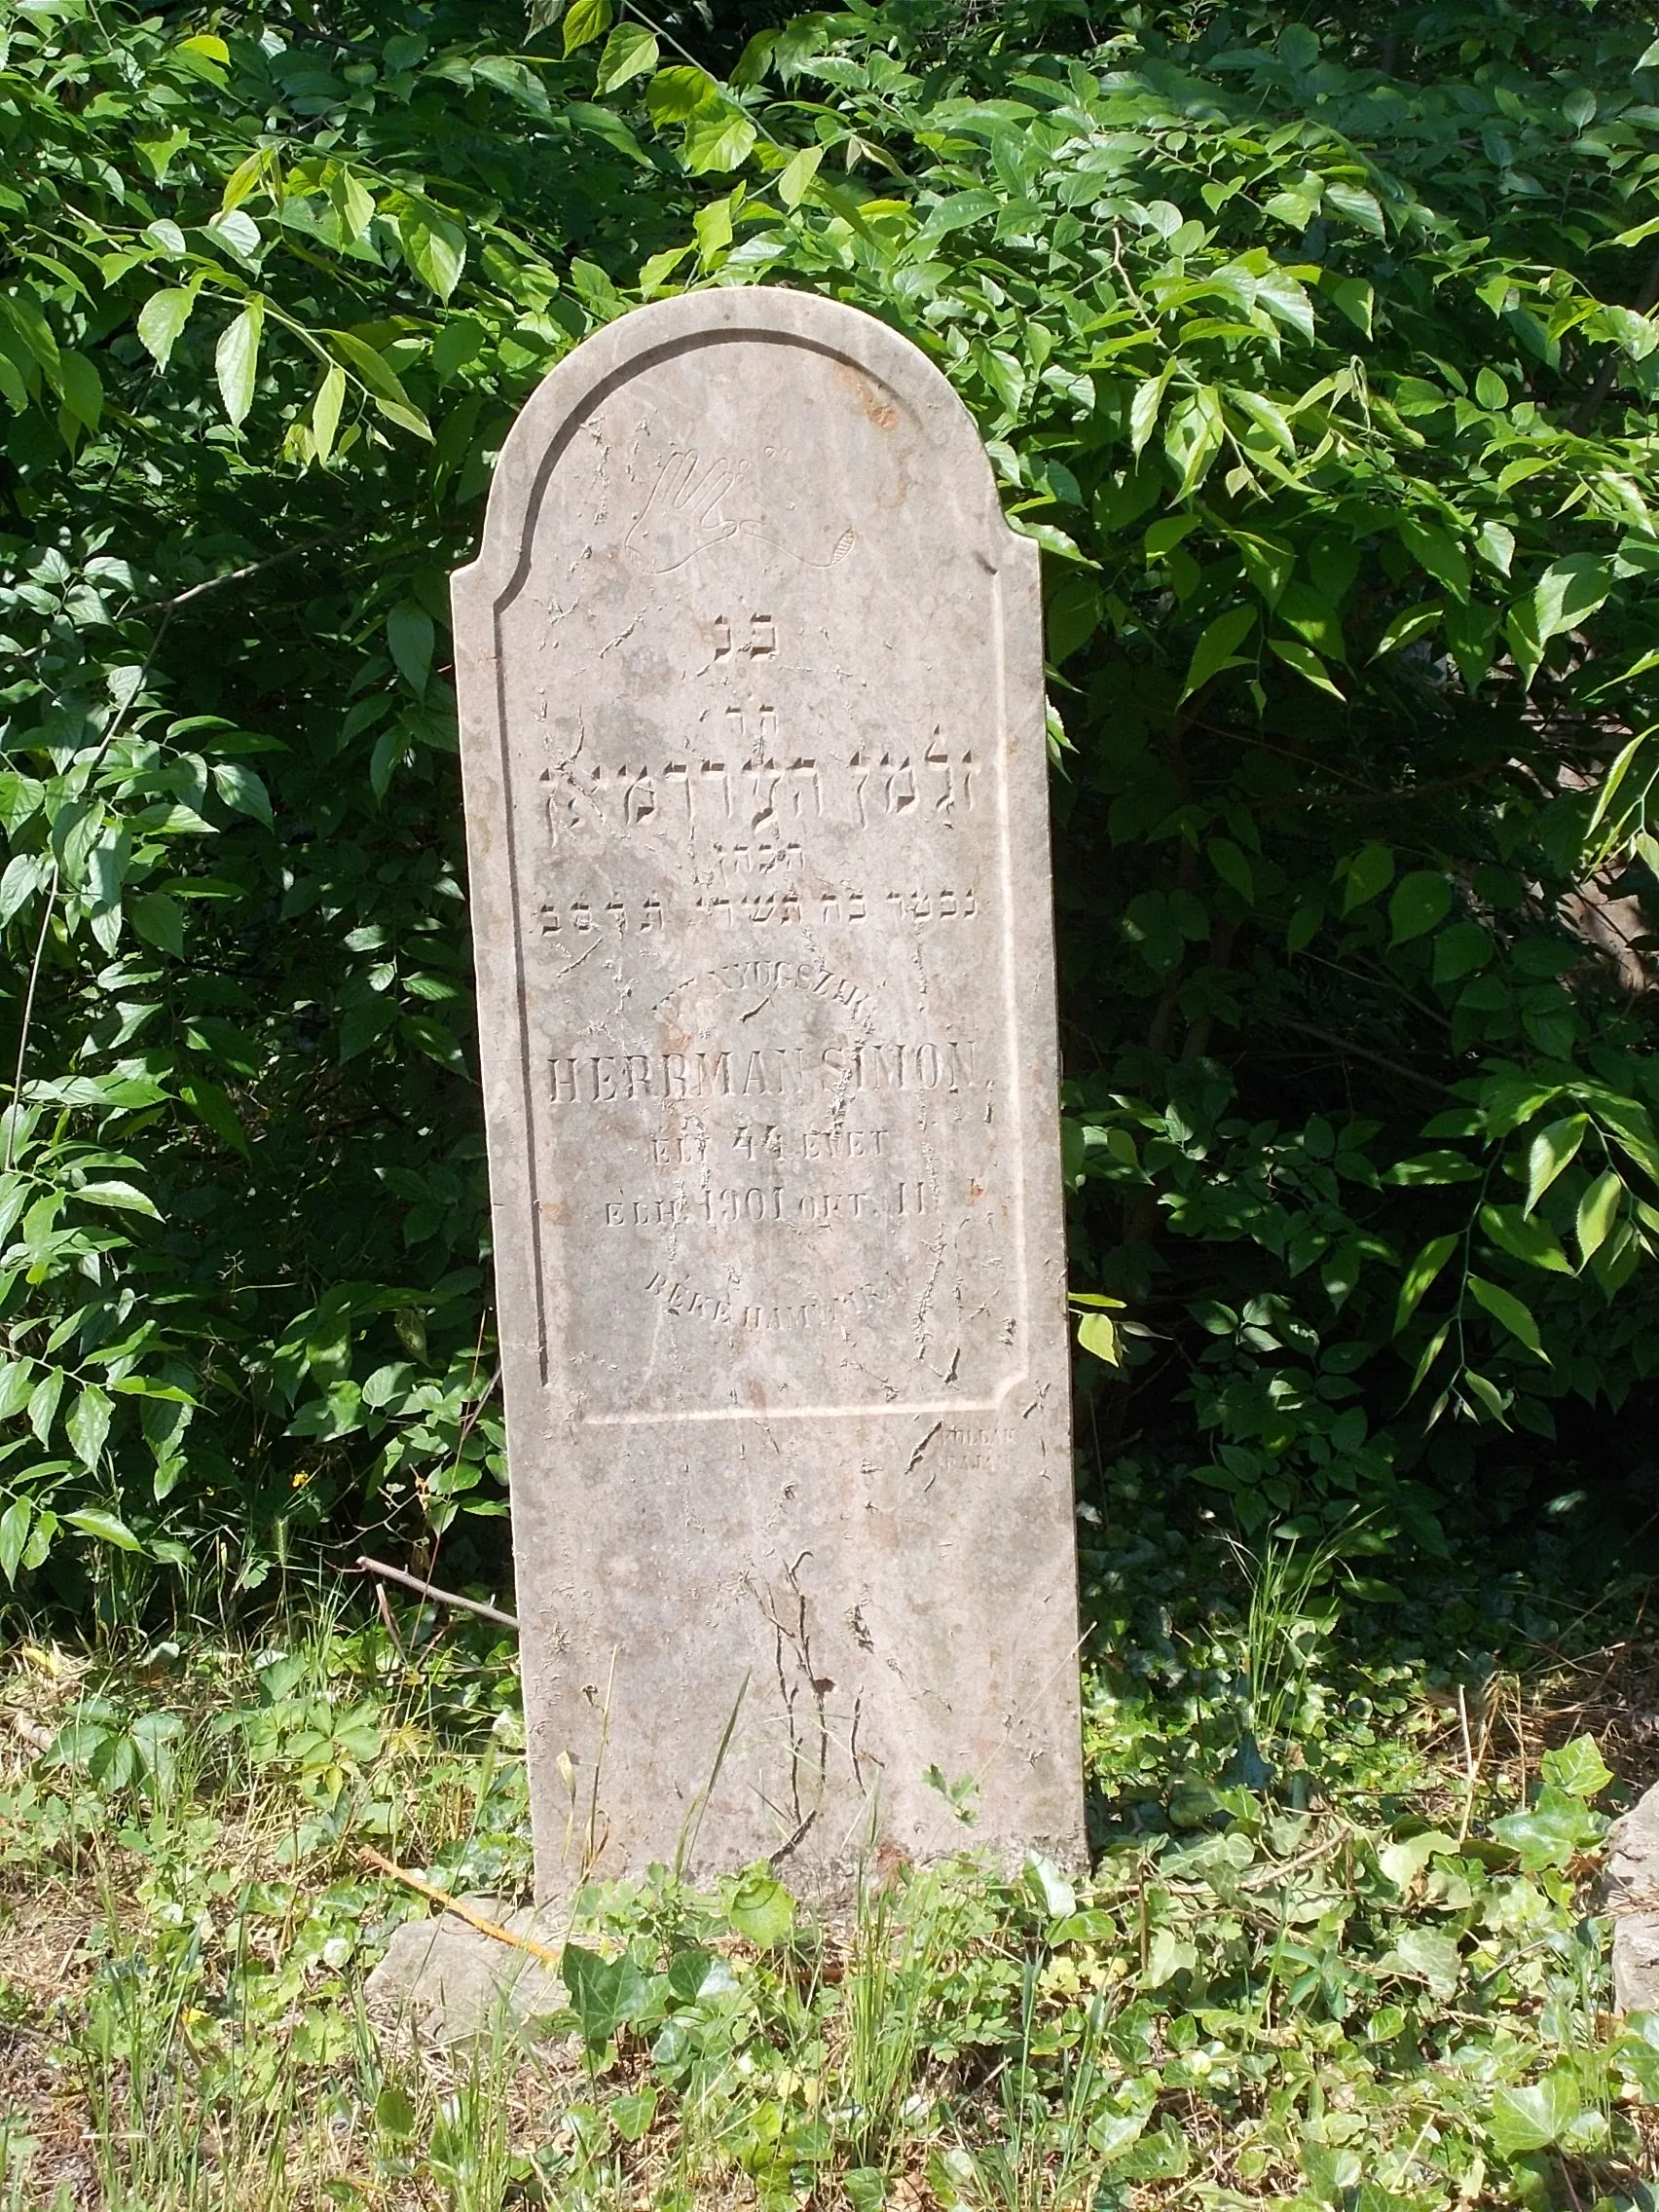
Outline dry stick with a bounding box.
[354,1554,518,1630]
[359,1848,562,1967]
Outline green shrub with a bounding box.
[3,0,1658,1595]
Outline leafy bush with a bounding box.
[3,0,1659,1594]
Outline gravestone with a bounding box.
[452,288,1083,1899]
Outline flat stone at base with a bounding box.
[365,1898,567,2044]
[1605,1782,1659,2012]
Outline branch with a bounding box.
[1267,1016,1460,1097]
[1570,244,1659,434]
[141,528,356,615]
[355,1555,519,1630]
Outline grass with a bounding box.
[0,1488,1652,2210]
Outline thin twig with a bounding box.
[354,1555,518,1630]
[141,528,355,615]
[1266,1015,1460,1097]
[359,1848,562,1967]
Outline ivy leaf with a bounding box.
[214,297,264,428]
[1490,2074,1586,2157]
[1381,1926,1462,1999]
[1539,1734,1612,1797]
[726,1868,795,1946]
[1493,1785,1603,1870]
[1467,1275,1548,1360]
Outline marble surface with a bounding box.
[453,288,1084,1899]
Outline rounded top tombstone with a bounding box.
[452,287,1083,1897]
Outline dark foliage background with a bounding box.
[2,0,1658,1614]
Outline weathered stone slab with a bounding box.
[453,288,1083,1898]
[1606,1781,1659,2011]
[365,1899,567,2046]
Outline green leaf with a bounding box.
[375,2085,417,2139]
[387,604,435,694]
[0,1498,29,1586]
[179,1077,250,1158]
[136,288,196,372]
[563,0,611,54]
[1373,602,1444,659]
[66,1384,113,1470]
[1434,920,1493,983]
[1528,552,1613,645]
[1270,636,1343,699]
[1181,606,1256,699]
[646,67,721,123]
[214,297,264,429]
[778,144,824,210]
[56,350,103,436]
[595,22,657,92]
[328,331,432,441]
[1393,1235,1457,1334]
[1525,1116,1586,1212]
[1467,1275,1548,1360]
[26,1369,63,1446]
[1490,2073,1581,2157]
[397,206,466,303]
[1076,1310,1120,1364]
[65,1506,141,1554]
[1397,515,1469,603]
[1207,836,1254,903]
[682,111,758,174]
[1380,1925,1462,1999]
[726,1867,794,1946]
[1539,1734,1613,1797]
[610,2086,657,2144]
[1388,870,1452,944]
[1480,1203,1572,1275]
[560,1940,649,2049]
[131,892,185,957]
[311,362,347,462]
[1576,1168,1622,1262]
[1341,843,1394,912]
[75,1180,160,1218]
[1493,1784,1603,1870]
[212,761,273,828]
